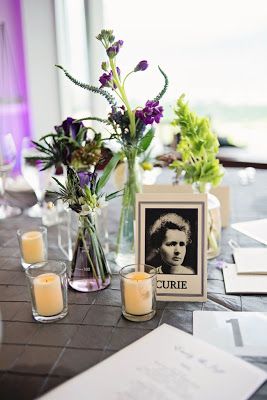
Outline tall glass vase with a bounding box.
[116,150,142,269]
[69,215,111,292]
[192,182,221,259]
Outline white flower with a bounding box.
[95,196,108,215]
[79,204,91,216]
[98,196,108,208]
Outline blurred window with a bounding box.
[101,0,267,154]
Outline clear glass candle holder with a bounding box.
[25,260,68,323]
[17,226,48,269]
[119,264,157,322]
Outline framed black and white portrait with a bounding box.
[136,193,207,301]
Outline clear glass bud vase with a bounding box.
[192,182,221,259]
[69,215,111,292]
[116,151,142,269]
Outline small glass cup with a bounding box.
[17,227,48,269]
[119,264,157,322]
[25,260,68,323]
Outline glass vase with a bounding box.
[192,182,221,259]
[69,215,111,292]
[116,150,142,269]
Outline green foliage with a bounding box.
[55,65,117,107]
[170,94,223,187]
[153,66,169,102]
[95,152,121,194]
[138,127,155,153]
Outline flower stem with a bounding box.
[116,150,141,253]
[85,218,107,283]
[80,221,100,288]
[109,59,136,138]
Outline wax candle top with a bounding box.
[126,271,151,280]
[33,272,64,317]
[22,231,42,240]
[34,273,59,284]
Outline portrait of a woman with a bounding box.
[146,212,196,275]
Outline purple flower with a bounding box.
[99,71,113,88]
[99,67,121,89]
[134,60,148,72]
[78,171,97,188]
[55,117,84,139]
[135,100,164,125]
[106,40,124,58]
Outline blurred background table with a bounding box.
[0,168,267,399]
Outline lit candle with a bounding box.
[33,273,63,316]
[123,272,152,315]
[21,231,45,264]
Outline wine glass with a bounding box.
[21,137,53,218]
[0,132,21,219]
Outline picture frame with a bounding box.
[136,193,207,302]
[143,184,230,228]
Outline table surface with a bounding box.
[1,168,267,400]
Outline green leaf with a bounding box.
[153,66,169,102]
[75,127,88,144]
[95,152,121,194]
[138,128,155,153]
[55,64,117,106]
[105,189,123,201]
[74,116,111,125]
[52,176,66,190]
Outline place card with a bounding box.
[193,311,267,356]
[143,184,230,227]
[233,247,267,274]
[231,218,267,245]
[39,324,266,400]
[223,263,267,294]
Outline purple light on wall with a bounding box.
[0,0,32,174]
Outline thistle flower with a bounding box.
[78,171,97,188]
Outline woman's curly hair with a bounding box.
[149,213,191,249]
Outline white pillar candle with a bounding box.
[123,272,153,315]
[33,273,64,316]
[21,231,45,264]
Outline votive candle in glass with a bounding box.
[120,264,157,322]
[17,227,47,269]
[25,260,68,323]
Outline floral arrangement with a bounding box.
[31,117,104,171]
[52,165,119,217]
[56,29,168,262]
[170,94,224,191]
[56,29,168,153]
[50,160,120,291]
[170,94,223,259]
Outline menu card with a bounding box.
[39,324,266,400]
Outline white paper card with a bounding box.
[193,311,267,356]
[234,248,267,274]
[223,263,267,293]
[39,324,266,400]
[231,218,267,245]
